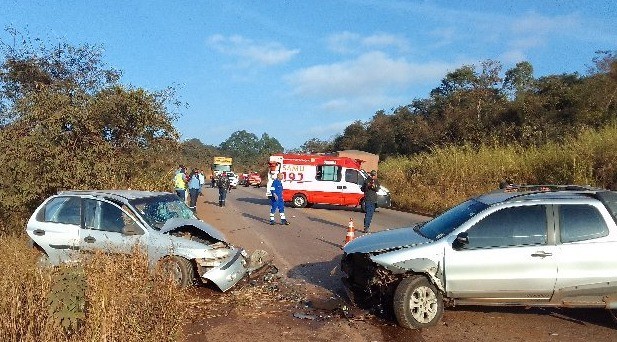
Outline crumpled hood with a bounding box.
[343,226,432,254]
[160,218,227,243]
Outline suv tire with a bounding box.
[394,275,443,329]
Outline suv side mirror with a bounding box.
[452,232,469,250]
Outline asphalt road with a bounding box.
[196,183,428,298]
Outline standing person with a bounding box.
[198,169,206,195]
[268,173,290,225]
[173,166,188,200]
[187,168,201,210]
[217,172,230,207]
[362,170,380,233]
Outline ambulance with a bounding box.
[268,154,391,211]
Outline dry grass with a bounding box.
[380,125,617,215]
[0,236,189,342]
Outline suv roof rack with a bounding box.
[498,184,601,193]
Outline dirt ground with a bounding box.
[181,190,617,342]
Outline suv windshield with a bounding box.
[419,199,489,240]
[130,194,197,230]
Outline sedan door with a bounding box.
[79,199,145,255]
[444,204,558,302]
[26,196,82,265]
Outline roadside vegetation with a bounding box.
[380,124,617,215]
[0,235,188,342]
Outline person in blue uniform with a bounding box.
[268,173,289,225]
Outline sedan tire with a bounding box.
[393,275,443,329]
[160,256,195,287]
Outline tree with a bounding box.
[0,31,180,232]
[219,130,284,171]
[299,138,332,153]
[504,61,534,98]
[332,120,369,151]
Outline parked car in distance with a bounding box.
[26,190,271,291]
[247,172,262,188]
[341,185,617,329]
[226,172,239,188]
[238,173,249,186]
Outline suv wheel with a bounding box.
[292,194,308,208]
[394,275,443,329]
[159,256,195,287]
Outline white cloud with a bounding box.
[286,51,452,98]
[362,33,409,52]
[326,31,409,54]
[511,12,580,36]
[327,31,360,53]
[207,34,299,67]
[500,49,527,65]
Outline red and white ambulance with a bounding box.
[268,153,391,211]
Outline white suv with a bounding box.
[341,185,617,328]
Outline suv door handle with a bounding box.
[84,236,96,243]
[531,251,552,258]
[33,229,45,236]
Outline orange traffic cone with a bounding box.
[344,218,355,245]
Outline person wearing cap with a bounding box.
[361,170,380,233]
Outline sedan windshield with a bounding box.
[130,194,197,230]
[419,199,489,240]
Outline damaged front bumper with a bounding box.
[340,252,401,309]
[199,248,273,292]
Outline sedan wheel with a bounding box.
[394,275,443,329]
[159,256,195,287]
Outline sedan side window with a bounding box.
[83,199,128,234]
[559,205,609,243]
[465,205,547,249]
[42,197,81,225]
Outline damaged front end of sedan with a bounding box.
[160,219,274,292]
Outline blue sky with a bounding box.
[2,1,616,149]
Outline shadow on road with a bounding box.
[448,305,616,329]
[236,197,271,206]
[287,254,346,298]
[201,200,219,206]
[307,216,347,230]
[316,237,344,250]
[308,203,363,212]
[241,212,271,224]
